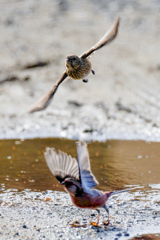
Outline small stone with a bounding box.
[14,232,19,236]
[91,213,95,216]
[23,225,27,228]
[116,233,122,237]
[124,232,129,237]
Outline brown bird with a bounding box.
[29,17,120,113]
[44,141,133,225]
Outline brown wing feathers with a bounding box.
[44,147,79,184]
[29,72,67,113]
[80,17,120,59]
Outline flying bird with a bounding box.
[44,141,133,225]
[29,17,120,113]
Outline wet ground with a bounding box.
[0,138,160,239]
[130,234,160,240]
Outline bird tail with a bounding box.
[106,187,136,198]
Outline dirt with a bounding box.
[0,187,160,240]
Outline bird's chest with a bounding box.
[70,192,106,209]
[70,193,93,208]
[67,61,91,80]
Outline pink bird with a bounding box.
[44,142,132,225]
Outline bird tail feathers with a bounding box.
[107,187,136,198]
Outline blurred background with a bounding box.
[0,0,160,140]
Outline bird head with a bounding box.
[66,55,81,70]
[61,178,81,195]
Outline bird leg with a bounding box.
[96,209,100,224]
[91,70,95,75]
[103,204,110,225]
[82,79,88,83]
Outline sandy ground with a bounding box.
[0,187,160,240]
[1,0,160,141]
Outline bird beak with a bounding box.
[66,57,71,63]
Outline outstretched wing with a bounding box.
[76,142,99,189]
[80,17,120,59]
[44,147,79,183]
[29,71,68,113]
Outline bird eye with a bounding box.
[65,181,73,187]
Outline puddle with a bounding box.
[130,233,160,240]
[0,138,160,192]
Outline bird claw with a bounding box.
[90,222,101,227]
[82,79,88,83]
[71,220,87,228]
[72,220,80,224]
[103,220,110,226]
[91,70,95,75]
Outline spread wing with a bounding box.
[80,17,120,59]
[76,142,99,189]
[29,71,68,113]
[44,147,79,184]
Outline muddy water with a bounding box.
[0,138,160,192]
[130,234,160,240]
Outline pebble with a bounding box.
[116,232,122,237]
[124,232,130,237]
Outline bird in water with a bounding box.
[29,17,120,113]
[44,141,133,225]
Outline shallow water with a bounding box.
[129,234,160,240]
[0,138,160,192]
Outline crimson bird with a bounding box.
[44,142,132,225]
[29,17,120,113]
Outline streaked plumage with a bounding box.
[44,141,133,224]
[29,17,120,113]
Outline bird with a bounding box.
[44,141,133,225]
[29,17,120,113]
